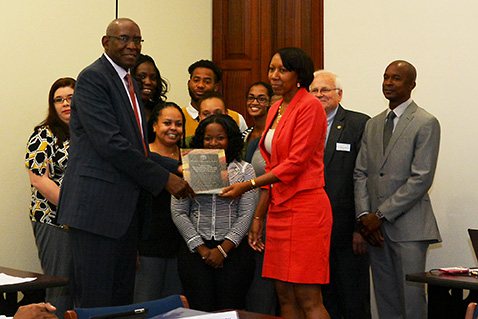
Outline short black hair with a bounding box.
[190,114,244,164]
[273,47,315,89]
[198,91,227,112]
[147,101,186,148]
[188,59,223,84]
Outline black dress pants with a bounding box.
[178,239,254,312]
[69,214,138,308]
[322,245,371,319]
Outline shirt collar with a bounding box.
[103,53,129,80]
[389,97,412,118]
[327,106,339,125]
[186,103,199,120]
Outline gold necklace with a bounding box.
[277,103,283,123]
[167,145,179,158]
[152,144,178,158]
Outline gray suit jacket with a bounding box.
[354,101,441,243]
[57,55,176,239]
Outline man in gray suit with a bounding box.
[57,18,193,307]
[354,60,441,319]
[311,71,371,319]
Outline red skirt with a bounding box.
[262,187,332,284]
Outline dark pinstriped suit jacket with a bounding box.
[57,54,176,239]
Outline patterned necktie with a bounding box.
[125,74,147,154]
[383,111,396,154]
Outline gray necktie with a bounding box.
[383,111,396,153]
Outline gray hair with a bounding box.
[312,70,343,90]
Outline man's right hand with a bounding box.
[14,303,58,319]
[165,173,195,199]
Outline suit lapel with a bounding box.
[259,98,280,166]
[382,102,418,162]
[375,110,388,156]
[260,88,308,167]
[324,105,345,168]
[102,57,147,153]
[273,88,307,145]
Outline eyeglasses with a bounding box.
[54,95,73,104]
[310,88,340,95]
[246,96,269,104]
[107,35,144,46]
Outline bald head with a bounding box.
[389,60,417,83]
[383,60,417,109]
[102,18,142,70]
[105,18,138,35]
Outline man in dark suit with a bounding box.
[354,61,441,318]
[310,71,371,319]
[57,18,193,307]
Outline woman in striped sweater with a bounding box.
[171,114,258,312]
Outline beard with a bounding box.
[188,87,200,103]
[188,86,215,104]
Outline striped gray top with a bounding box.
[171,160,258,252]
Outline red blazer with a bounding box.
[260,88,327,205]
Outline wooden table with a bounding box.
[234,310,282,319]
[0,266,68,316]
[406,271,478,319]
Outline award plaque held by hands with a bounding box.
[181,149,229,194]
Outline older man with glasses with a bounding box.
[57,18,193,308]
[310,70,371,319]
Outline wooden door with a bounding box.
[213,0,324,124]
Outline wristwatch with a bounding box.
[375,209,384,220]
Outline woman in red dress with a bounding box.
[220,47,332,319]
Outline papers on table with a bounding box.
[152,308,238,319]
[0,273,36,286]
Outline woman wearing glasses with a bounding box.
[243,81,280,316]
[25,77,76,318]
[242,82,273,143]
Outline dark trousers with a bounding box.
[245,250,280,316]
[322,245,371,319]
[69,214,138,308]
[178,239,255,312]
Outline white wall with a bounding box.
[119,0,213,107]
[2,0,477,314]
[324,0,478,315]
[0,0,212,272]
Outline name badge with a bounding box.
[336,143,351,152]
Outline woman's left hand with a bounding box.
[248,219,265,252]
[28,161,61,206]
[219,182,250,200]
[204,248,225,269]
